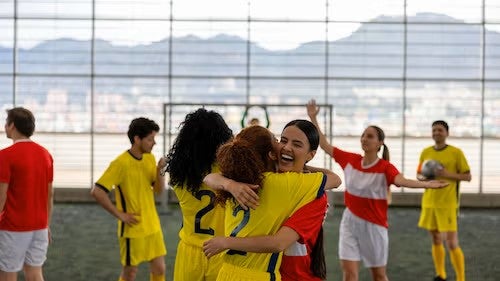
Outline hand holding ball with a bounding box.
[420,160,443,179]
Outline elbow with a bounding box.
[273,240,290,252]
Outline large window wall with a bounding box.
[0,0,499,192]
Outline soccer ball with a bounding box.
[421,160,443,179]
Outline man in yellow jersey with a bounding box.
[91,117,167,281]
[417,120,471,281]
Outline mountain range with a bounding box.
[0,13,498,135]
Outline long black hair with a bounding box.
[165,108,232,195]
[284,119,326,279]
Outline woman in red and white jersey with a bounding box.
[306,99,448,281]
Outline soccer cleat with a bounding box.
[433,276,446,281]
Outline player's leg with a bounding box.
[369,266,388,281]
[0,271,18,281]
[147,231,166,281]
[0,230,34,281]
[430,230,446,280]
[420,208,447,280]
[358,221,388,281]
[149,256,165,281]
[341,260,360,281]
[339,210,362,281]
[120,265,138,281]
[22,264,44,281]
[23,229,49,281]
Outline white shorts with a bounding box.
[338,208,388,268]
[0,229,49,272]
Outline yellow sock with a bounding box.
[150,273,165,281]
[432,244,447,279]
[450,247,465,281]
[118,277,126,281]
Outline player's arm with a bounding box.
[90,185,139,225]
[394,174,449,189]
[203,173,260,210]
[435,169,471,182]
[203,226,299,258]
[304,165,342,190]
[153,157,167,194]
[47,182,54,243]
[0,182,7,212]
[307,99,334,156]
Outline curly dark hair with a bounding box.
[214,125,274,205]
[165,108,232,196]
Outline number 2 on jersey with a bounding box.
[227,205,250,256]
[194,190,215,235]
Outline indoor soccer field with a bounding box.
[19,202,499,281]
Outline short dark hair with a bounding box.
[127,117,160,144]
[283,119,319,151]
[432,120,449,132]
[6,107,35,137]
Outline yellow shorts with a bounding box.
[119,231,166,266]
[418,207,458,232]
[216,263,280,281]
[174,239,223,281]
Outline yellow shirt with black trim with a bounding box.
[96,150,161,238]
[418,145,470,208]
[174,165,225,248]
[222,171,326,276]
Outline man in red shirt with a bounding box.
[0,107,54,281]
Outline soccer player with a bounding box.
[203,120,339,281]
[417,120,471,281]
[164,108,233,281]
[307,99,448,281]
[203,123,341,281]
[90,117,166,281]
[0,107,54,281]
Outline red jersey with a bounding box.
[333,147,399,228]
[280,194,328,281]
[0,140,54,231]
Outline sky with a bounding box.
[0,0,499,50]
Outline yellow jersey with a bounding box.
[174,165,225,248]
[221,171,326,279]
[96,150,161,238]
[418,145,470,208]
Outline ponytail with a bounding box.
[382,143,390,161]
[310,227,327,279]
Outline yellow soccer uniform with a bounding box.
[174,165,225,247]
[96,151,161,238]
[417,145,470,209]
[218,171,326,281]
[173,165,225,281]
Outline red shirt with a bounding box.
[280,194,328,281]
[333,147,399,228]
[0,141,53,231]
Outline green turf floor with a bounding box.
[22,203,500,281]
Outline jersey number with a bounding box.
[227,205,250,256]
[194,190,215,235]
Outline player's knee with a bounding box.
[150,258,165,275]
[122,266,138,281]
[23,264,44,281]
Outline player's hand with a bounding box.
[434,166,448,178]
[426,180,449,189]
[225,180,259,210]
[306,99,320,119]
[203,237,228,258]
[158,156,167,176]
[48,227,53,245]
[119,212,140,226]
